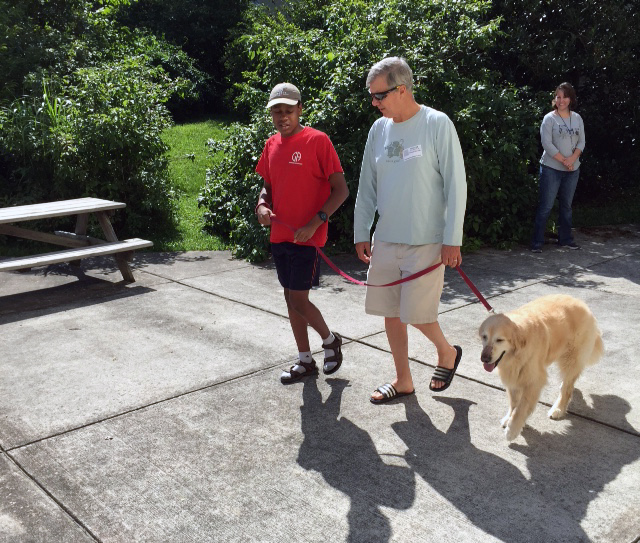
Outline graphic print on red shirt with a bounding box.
[256,126,343,247]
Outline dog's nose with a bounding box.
[480,348,492,363]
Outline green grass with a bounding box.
[0,117,230,257]
[155,116,230,251]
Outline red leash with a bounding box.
[269,216,493,312]
[454,266,493,312]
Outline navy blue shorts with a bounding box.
[271,242,320,291]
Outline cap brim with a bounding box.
[266,98,300,108]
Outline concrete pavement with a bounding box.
[1,225,639,542]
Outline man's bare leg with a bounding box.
[371,317,415,401]
[412,321,457,390]
[285,288,330,352]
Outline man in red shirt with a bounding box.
[255,83,349,383]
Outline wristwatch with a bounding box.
[317,211,328,223]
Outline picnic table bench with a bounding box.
[0,198,153,283]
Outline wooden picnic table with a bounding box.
[0,197,153,282]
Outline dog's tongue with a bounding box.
[483,362,495,373]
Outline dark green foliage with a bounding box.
[489,0,640,201]
[115,0,251,118]
[200,0,541,260]
[0,0,201,237]
[199,116,274,261]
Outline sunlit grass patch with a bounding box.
[156,117,229,251]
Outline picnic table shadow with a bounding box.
[297,377,415,543]
[0,265,154,324]
[392,391,639,543]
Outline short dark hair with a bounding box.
[552,82,578,110]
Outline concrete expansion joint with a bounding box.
[4,449,101,542]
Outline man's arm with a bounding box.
[437,114,467,267]
[323,172,349,216]
[293,172,348,243]
[353,126,378,246]
[256,183,274,226]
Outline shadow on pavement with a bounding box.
[87,251,215,273]
[392,393,638,543]
[0,274,154,324]
[297,377,415,543]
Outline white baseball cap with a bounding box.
[266,83,302,108]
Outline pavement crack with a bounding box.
[5,361,294,453]
[3,450,102,542]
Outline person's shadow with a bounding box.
[297,377,415,543]
[392,391,639,543]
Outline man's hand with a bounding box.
[293,221,319,243]
[441,244,461,268]
[355,241,372,264]
[256,205,274,226]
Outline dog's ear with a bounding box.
[510,320,527,352]
[478,315,492,335]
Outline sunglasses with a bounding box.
[369,85,401,101]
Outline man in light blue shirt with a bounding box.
[354,57,467,403]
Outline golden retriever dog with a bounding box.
[479,294,603,441]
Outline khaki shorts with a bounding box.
[365,240,444,324]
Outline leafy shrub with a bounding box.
[0,1,201,238]
[199,116,274,261]
[200,0,541,261]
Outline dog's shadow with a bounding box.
[392,391,638,543]
[297,377,415,543]
[510,390,639,528]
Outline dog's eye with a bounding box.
[481,334,487,340]
[496,338,504,343]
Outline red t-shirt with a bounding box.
[256,126,343,247]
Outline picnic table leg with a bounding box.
[96,211,136,283]
[70,213,89,267]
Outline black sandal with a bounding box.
[323,332,343,375]
[281,360,318,384]
[370,383,415,404]
[429,345,462,392]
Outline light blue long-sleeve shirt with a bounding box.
[354,105,467,246]
[540,111,585,171]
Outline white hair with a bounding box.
[366,57,413,92]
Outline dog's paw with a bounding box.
[548,406,565,420]
[505,425,521,441]
[500,414,510,428]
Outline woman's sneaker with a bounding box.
[558,242,581,250]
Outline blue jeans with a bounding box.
[532,165,580,248]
